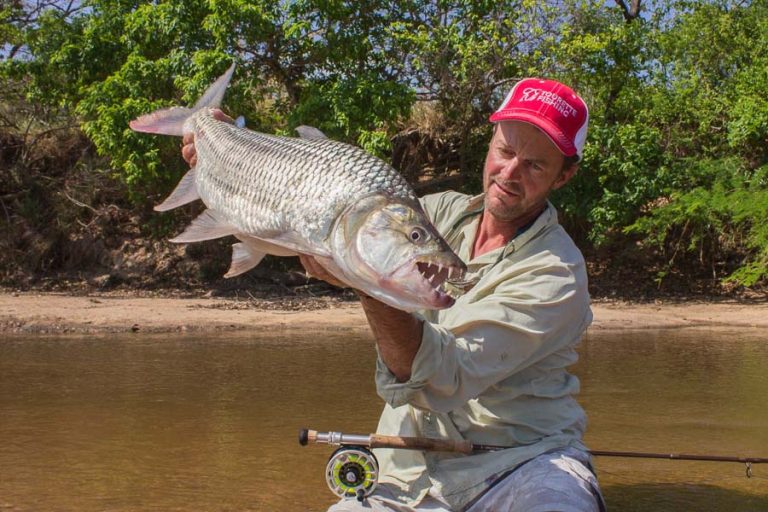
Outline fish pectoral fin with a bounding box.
[238,235,297,257]
[169,209,238,243]
[154,169,200,212]
[224,242,267,278]
[266,231,331,258]
[295,125,328,140]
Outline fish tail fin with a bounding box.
[128,107,194,136]
[191,63,236,111]
[129,63,236,136]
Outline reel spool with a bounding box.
[325,446,379,502]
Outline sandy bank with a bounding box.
[1,293,767,335]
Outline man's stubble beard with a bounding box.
[485,179,528,222]
[484,192,527,223]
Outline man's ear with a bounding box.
[553,164,578,190]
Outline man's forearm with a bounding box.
[357,293,423,382]
[299,253,423,380]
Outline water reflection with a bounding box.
[0,332,381,511]
[1,328,767,511]
[577,328,768,511]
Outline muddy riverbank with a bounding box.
[2,292,767,334]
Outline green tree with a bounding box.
[623,0,768,286]
[3,0,766,288]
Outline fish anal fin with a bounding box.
[155,169,200,212]
[224,242,266,278]
[170,209,238,243]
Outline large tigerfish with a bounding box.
[129,64,465,311]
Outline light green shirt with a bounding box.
[373,191,592,511]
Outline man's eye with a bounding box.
[526,160,543,172]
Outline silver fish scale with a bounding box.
[192,112,416,253]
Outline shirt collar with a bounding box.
[458,194,557,266]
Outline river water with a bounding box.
[1,327,767,511]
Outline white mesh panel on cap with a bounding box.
[573,106,589,160]
[495,80,521,112]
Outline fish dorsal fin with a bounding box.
[154,169,200,212]
[169,209,238,243]
[224,242,267,278]
[295,125,328,140]
[193,63,236,110]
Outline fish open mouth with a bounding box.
[415,260,466,306]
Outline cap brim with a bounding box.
[489,110,578,157]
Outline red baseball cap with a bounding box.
[489,78,589,160]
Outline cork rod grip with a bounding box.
[369,433,473,454]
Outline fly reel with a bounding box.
[300,428,474,502]
[325,446,379,502]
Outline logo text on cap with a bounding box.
[520,87,578,118]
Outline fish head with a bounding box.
[331,195,466,311]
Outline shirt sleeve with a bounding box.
[375,250,591,413]
[419,191,471,227]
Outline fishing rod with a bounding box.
[299,428,768,502]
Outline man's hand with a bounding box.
[181,109,233,167]
[300,255,421,382]
[298,254,347,289]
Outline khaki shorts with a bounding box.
[327,447,605,512]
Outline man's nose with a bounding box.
[499,156,522,180]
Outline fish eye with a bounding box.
[409,227,428,243]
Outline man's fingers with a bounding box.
[298,255,312,276]
[180,109,233,168]
[211,108,234,124]
[181,143,196,166]
[299,255,348,288]
[299,255,323,278]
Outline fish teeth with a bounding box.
[419,261,465,292]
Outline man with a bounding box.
[183,78,604,511]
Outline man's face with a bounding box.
[483,121,577,224]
